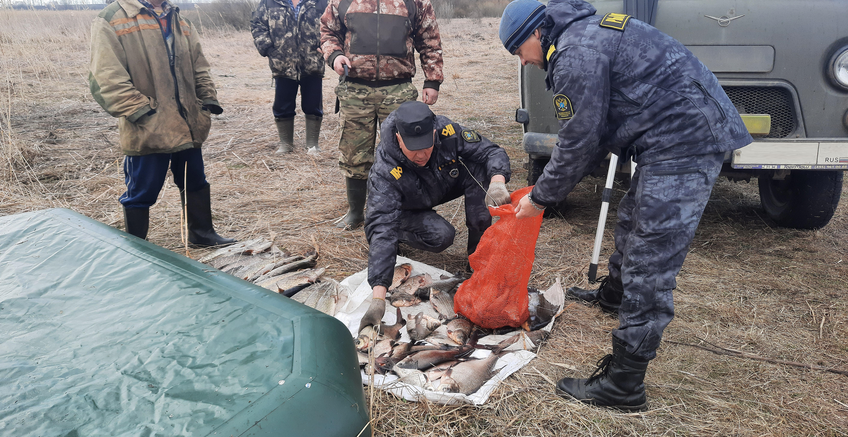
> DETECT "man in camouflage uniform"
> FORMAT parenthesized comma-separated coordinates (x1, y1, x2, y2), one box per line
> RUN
(320, 0, 444, 229)
(500, 0, 752, 410)
(250, 0, 327, 153)
(357, 102, 511, 333)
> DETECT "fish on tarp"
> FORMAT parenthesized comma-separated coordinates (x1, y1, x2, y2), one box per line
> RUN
(390, 273, 432, 295)
(430, 288, 456, 320)
(434, 351, 502, 395)
(256, 267, 325, 295)
(386, 291, 420, 308)
(390, 263, 413, 290)
(394, 343, 474, 370)
(291, 278, 348, 316)
(198, 238, 269, 263)
(406, 311, 441, 341)
(378, 307, 406, 340)
(245, 254, 305, 282)
(387, 274, 432, 307)
(422, 360, 460, 391)
(446, 317, 473, 345)
(487, 329, 550, 352)
(255, 252, 318, 284)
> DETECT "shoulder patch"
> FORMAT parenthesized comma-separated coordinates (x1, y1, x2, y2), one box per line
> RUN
(440, 123, 457, 138)
(461, 129, 481, 143)
(553, 94, 574, 120)
(599, 13, 631, 31)
(389, 166, 403, 180)
(390, 166, 403, 180)
(546, 44, 557, 62)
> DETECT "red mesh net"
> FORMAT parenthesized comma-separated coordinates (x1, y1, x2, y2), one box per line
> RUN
(454, 186, 544, 329)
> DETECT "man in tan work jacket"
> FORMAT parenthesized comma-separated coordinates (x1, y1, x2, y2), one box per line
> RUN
(89, 0, 235, 246)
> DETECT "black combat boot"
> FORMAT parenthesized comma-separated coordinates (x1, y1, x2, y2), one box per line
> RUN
(566, 276, 623, 313)
(123, 207, 149, 240)
(181, 184, 236, 247)
(556, 338, 649, 411)
(336, 177, 367, 230)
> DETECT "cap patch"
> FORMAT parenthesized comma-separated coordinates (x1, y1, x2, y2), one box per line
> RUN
(553, 94, 574, 120)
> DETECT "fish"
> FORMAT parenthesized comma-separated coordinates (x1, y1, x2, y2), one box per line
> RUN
(386, 291, 421, 308)
(221, 255, 268, 277)
(392, 366, 428, 388)
(390, 263, 413, 290)
(394, 344, 474, 370)
(375, 343, 445, 372)
(406, 311, 441, 341)
(378, 307, 406, 340)
(245, 254, 304, 282)
(255, 252, 318, 283)
(491, 329, 550, 352)
(197, 238, 268, 263)
(429, 275, 467, 295)
(372, 338, 395, 359)
(291, 278, 349, 316)
(422, 360, 460, 387)
(355, 325, 378, 352)
(257, 267, 325, 295)
(446, 317, 473, 345)
(433, 352, 502, 395)
(430, 288, 456, 320)
(525, 287, 562, 331)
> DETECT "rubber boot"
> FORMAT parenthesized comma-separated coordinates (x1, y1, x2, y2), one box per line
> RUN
(305, 114, 322, 151)
(274, 117, 294, 154)
(567, 276, 623, 314)
(123, 207, 149, 240)
(556, 337, 649, 411)
(336, 177, 367, 230)
(181, 184, 236, 247)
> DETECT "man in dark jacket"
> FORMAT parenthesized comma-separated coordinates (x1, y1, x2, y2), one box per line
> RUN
(251, 0, 327, 153)
(500, 0, 753, 411)
(357, 101, 511, 332)
(320, 0, 444, 229)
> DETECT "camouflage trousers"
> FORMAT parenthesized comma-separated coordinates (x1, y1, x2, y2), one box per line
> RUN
(335, 81, 418, 179)
(397, 160, 491, 254)
(607, 152, 724, 361)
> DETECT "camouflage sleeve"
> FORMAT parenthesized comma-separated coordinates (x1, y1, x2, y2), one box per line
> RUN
(364, 174, 403, 290)
(412, 0, 443, 88)
(451, 120, 511, 183)
(531, 46, 610, 207)
(88, 16, 152, 122)
(249, 0, 272, 57)
(187, 19, 219, 107)
(320, 0, 346, 67)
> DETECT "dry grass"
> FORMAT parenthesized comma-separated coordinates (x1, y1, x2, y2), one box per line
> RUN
(2, 10, 847, 436)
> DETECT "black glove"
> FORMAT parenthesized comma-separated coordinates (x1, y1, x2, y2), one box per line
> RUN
(202, 104, 223, 115)
(358, 297, 386, 333)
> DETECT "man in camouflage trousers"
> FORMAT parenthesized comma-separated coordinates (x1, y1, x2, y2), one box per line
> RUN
(500, 0, 752, 410)
(320, 0, 444, 229)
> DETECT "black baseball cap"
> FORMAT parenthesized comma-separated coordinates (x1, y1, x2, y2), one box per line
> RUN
(395, 101, 436, 151)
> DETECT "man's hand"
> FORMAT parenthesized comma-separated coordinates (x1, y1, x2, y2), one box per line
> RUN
(422, 88, 439, 105)
(358, 297, 386, 333)
(486, 178, 510, 207)
(333, 55, 351, 76)
(515, 194, 545, 219)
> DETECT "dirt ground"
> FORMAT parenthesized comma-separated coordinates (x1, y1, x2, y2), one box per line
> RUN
(2, 11, 847, 436)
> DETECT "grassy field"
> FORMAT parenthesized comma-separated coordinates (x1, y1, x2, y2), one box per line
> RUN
(1, 9, 847, 436)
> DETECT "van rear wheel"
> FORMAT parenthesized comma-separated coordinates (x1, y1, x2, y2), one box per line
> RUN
(757, 170, 843, 229)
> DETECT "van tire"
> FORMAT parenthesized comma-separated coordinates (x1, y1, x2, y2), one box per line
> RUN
(757, 170, 843, 229)
(526, 156, 548, 186)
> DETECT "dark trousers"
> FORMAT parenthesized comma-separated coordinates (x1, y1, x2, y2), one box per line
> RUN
(272, 75, 323, 119)
(609, 152, 724, 360)
(397, 160, 491, 252)
(119, 148, 208, 209)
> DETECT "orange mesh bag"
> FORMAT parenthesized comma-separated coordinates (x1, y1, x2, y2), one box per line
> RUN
(454, 186, 544, 329)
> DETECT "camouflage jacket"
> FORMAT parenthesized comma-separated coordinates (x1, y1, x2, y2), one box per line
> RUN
(320, 0, 443, 89)
(89, 0, 219, 156)
(530, 0, 753, 208)
(250, 0, 328, 79)
(365, 113, 511, 289)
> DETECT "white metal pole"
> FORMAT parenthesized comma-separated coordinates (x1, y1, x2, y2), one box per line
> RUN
(588, 154, 619, 282)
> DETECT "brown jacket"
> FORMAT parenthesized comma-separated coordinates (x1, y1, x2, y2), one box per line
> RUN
(89, 0, 219, 156)
(320, 0, 443, 89)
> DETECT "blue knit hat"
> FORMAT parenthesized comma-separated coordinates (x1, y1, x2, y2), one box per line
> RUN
(499, 0, 547, 54)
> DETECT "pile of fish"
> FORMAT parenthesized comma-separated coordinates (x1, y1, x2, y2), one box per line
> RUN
(198, 238, 328, 297)
(355, 263, 565, 397)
